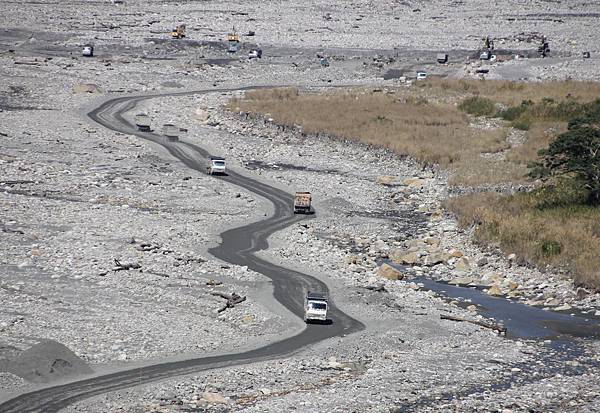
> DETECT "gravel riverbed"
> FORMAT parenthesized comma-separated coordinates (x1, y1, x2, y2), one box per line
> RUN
(2, 0, 600, 411)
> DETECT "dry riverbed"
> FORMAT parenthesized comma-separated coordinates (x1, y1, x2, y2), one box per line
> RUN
(2, 0, 600, 410)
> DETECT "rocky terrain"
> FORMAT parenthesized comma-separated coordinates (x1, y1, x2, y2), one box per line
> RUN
(2, 0, 600, 412)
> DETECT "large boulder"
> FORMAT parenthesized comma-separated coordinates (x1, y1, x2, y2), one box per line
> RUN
(202, 392, 228, 404)
(376, 175, 396, 185)
(377, 263, 404, 280)
(487, 284, 503, 296)
(424, 251, 449, 266)
(390, 250, 419, 265)
(454, 257, 471, 272)
(195, 107, 210, 123)
(402, 177, 425, 188)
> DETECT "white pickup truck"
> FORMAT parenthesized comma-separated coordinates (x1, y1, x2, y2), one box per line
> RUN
(207, 157, 226, 175)
(304, 292, 328, 323)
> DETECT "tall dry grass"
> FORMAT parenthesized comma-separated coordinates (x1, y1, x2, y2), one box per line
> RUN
(417, 78, 600, 106)
(229, 88, 508, 168)
(506, 121, 568, 165)
(446, 192, 600, 289)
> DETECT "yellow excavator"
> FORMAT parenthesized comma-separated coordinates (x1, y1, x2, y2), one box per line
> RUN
(227, 26, 240, 52)
(170, 24, 186, 39)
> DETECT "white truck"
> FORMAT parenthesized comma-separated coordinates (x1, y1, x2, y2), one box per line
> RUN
(82, 44, 94, 57)
(134, 113, 151, 131)
(293, 191, 312, 214)
(207, 157, 226, 175)
(304, 292, 328, 323)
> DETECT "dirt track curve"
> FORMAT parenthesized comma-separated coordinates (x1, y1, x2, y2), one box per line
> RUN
(0, 88, 364, 413)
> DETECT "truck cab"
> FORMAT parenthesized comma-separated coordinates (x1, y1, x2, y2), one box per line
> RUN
(82, 45, 94, 57)
(207, 157, 226, 175)
(304, 292, 328, 323)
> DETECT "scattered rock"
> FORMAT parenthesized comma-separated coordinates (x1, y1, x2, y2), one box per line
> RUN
(202, 392, 228, 404)
(454, 257, 470, 272)
(73, 83, 103, 94)
(376, 175, 396, 185)
(487, 284, 503, 296)
(424, 251, 449, 266)
(377, 263, 404, 280)
(390, 250, 419, 265)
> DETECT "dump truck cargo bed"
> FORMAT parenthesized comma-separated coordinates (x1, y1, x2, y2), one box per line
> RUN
(293, 191, 312, 214)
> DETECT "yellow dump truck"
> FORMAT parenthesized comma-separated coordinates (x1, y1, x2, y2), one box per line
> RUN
(293, 192, 312, 214)
(171, 24, 186, 39)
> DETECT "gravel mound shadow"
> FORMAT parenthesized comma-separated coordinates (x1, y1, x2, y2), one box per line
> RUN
(0, 340, 93, 383)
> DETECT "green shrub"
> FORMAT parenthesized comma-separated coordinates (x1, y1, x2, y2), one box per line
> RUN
(530, 180, 590, 209)
(541, 240, 562, 256)
(497, 100, 532, 120)
(511, 115, 533, 130)
(458, 96, 496, 116)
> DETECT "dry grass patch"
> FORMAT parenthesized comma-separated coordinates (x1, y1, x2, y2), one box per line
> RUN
(506, 121, 568, 165)
(418, 79, 600, 106)
(448, 154, 527, 186)
(229, 87, 507, 168)
(229, 82, 600, 186)
(446, 192, 600, 290)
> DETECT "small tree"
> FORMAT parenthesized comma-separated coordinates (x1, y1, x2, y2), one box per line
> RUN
(529, 99, 600, 205)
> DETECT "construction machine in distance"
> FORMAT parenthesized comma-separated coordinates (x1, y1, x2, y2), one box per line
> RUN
(227, 27, 240, 52)
(171, 24, 186, 39)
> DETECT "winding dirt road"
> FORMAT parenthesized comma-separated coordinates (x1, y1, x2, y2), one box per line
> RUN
(0, 88, 364, 412)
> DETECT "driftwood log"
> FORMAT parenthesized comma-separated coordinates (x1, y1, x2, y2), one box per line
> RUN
(211, 292, 246, 313)
(440, 314, 507, 335)
(112, 259, 142, 271)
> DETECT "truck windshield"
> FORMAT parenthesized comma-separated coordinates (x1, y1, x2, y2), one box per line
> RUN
(309, 302, 327, 310)
(213, 161, 225, 166)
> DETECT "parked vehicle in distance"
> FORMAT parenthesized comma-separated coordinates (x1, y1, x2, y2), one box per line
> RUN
(436, 53, 448, 64)
(416, 71, 427, 80)
(227, 27, 240, 53)
(480, 50, 491, 60)
(171, 24, 186, 39)
(82, 45, 94, 57)
(207, 157, 226, 175)
(304, 292, 328, 323)
(293, 192, 312, 214)
(248, 49, 262, 59)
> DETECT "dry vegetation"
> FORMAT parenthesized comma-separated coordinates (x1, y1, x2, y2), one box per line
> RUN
(227, 80, 600, 288)
(446, 192, 600, 289)
(228, 80, 600, 186)
(229, 86, 511, 184)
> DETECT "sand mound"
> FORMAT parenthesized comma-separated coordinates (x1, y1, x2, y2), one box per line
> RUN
(0, 339, 93, 383)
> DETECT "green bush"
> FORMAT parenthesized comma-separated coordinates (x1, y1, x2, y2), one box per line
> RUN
(530, 180, 590, 209)
(541, 240, 562, 256)
(529, 98, 600, 205)
(499, 98, 589, 124)
(497, 100, 532, 120)
(458, 96, 496, 116)
(511, 115, 533, 130)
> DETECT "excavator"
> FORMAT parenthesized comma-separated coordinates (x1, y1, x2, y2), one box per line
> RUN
(170, 24, 186, 39)
(227, 27, 240, 52)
